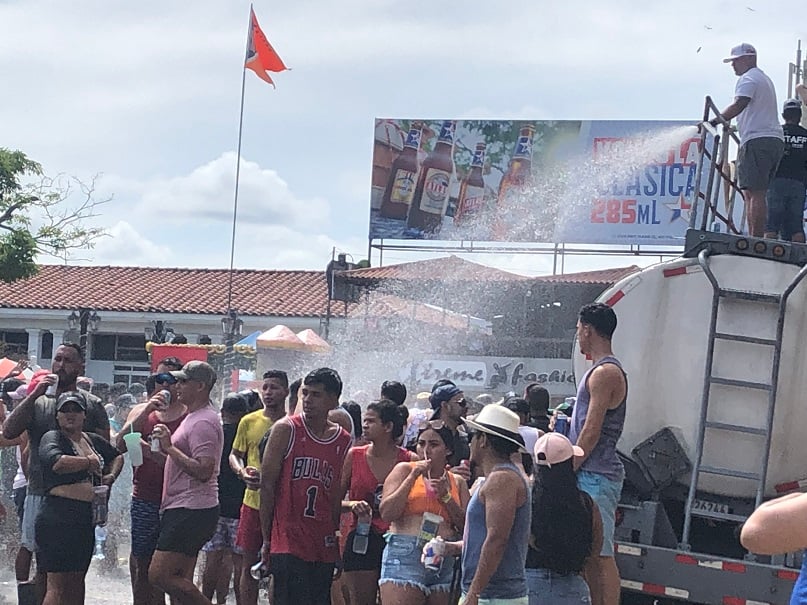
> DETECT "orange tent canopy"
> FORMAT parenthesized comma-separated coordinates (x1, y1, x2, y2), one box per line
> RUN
(256, 325, 307, 351)
(296, 329, 331, 353)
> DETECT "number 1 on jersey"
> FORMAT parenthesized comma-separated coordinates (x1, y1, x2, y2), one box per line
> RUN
(304, 485, 318, 518)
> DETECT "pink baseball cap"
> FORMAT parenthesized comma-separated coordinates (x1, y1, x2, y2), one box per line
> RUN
(534, 432, 584, 467)
(9, 384, 28, 401)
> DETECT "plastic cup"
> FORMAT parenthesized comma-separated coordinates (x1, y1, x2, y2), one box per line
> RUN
(123, 432, 144, 466)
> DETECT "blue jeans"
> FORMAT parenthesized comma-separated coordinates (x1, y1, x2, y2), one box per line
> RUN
(526, 568, 591, 605)
(766, 177, 806, 239)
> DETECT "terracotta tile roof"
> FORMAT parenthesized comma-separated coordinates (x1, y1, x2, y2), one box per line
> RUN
(342, 256, 528, 284)
(348, 293, 482, 332)
(0, 265, 334, 317)
(532, 265, 641, 285)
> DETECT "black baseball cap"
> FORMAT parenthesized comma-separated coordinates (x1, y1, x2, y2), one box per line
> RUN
(57, 391, 87, 411)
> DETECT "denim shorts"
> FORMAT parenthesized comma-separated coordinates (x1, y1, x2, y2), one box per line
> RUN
(379, 534, 455, 595)
(525, 568, 591, 605)
(21, 494, 44, 552)
(577, 470, 623, 557)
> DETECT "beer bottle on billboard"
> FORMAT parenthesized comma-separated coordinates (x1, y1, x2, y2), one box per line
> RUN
(379, 127, 421, 219)
(493, 124, 535, 238)
(406, 120, 455, 234)
(454, 142, 486, 225)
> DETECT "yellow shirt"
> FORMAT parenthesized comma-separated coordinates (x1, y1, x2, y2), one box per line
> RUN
(232, 409, 274, 510)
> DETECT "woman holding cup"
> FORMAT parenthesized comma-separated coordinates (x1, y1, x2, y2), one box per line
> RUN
(37, 391, 122, 605)
(379, 420, 470, 605)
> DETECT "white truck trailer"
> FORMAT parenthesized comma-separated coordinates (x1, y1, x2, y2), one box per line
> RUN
(573, 97, 807, 604)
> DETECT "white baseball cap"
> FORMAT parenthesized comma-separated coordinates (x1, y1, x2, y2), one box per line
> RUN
(723, 43, 756, 63)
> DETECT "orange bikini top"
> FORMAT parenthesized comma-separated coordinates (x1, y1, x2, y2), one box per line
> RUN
(401, 462, 461, 519)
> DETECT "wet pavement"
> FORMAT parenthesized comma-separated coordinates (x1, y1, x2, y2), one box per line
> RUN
(0, 564, 133, 603)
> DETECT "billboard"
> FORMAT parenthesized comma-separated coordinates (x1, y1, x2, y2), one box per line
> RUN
(370, 119, 703, 246)
(400, 355, 576, 398)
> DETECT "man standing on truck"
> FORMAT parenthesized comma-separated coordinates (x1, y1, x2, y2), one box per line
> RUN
(764, 98, 807, 242)
(569, 303, 628, 605)
(710, 43, 784, 238)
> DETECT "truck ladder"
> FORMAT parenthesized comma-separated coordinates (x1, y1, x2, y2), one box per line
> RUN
(680, 249, 807, 549)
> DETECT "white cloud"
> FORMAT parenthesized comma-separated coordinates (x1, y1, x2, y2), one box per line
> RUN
(82, 221, 172, 267)
(66, 153, 364, 270)
(136, 152, 330, 230)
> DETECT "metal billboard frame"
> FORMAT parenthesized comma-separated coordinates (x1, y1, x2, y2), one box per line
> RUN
(367, 238, 684, 274)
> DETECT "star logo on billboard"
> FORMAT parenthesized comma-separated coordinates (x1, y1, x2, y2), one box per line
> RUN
(665, 193, 691, 223)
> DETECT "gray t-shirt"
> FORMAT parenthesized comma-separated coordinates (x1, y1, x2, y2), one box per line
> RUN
(26, 389, 110, 495)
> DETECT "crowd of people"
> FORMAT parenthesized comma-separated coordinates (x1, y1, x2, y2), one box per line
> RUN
(5, 299, 806, 604)
(0, 302, 633, 605)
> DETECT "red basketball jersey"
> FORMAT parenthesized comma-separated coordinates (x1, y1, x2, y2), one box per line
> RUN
(270, 414, 352, 562)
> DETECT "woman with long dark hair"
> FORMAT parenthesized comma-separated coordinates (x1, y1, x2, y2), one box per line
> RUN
(340, 399, 417, 605)
(526, 432, 603, 605)
(379, 421, 470, 605)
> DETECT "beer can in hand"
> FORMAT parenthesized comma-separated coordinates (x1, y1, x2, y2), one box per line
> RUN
(554, 413, 570, 436)
(422, 537, 445, 571)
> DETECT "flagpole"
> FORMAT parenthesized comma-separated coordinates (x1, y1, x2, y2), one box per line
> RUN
(226, 7, 252, 313)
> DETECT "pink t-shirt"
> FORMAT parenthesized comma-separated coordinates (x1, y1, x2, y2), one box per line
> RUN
(161, 405, 223, 511)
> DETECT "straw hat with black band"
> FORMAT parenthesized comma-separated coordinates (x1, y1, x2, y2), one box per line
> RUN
(464, 405, 528, 454)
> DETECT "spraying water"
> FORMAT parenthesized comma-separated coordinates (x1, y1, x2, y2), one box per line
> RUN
(494, 123, 702, 244)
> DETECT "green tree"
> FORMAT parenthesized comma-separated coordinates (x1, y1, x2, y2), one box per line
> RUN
(0, 148, 109, 282)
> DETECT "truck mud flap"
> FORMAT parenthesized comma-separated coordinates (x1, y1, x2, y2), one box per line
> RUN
(615, 542, 797, 604)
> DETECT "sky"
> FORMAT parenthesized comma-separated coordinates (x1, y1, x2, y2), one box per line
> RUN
(1, 0, 802, 277)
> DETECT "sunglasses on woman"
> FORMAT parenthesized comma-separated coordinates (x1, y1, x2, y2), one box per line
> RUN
(153, 373, 177, 385)
(418, 419, 446, 431)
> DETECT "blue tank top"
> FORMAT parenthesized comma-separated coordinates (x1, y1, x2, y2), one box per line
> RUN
(790, 554, 807, 605)
(569, 356, 627, 481)
(461, 463, 530, 599)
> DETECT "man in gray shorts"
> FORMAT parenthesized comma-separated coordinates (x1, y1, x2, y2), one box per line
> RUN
(710, 43, 784, 237)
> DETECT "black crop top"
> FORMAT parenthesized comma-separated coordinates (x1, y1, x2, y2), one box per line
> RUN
(38, 430, 121, 493)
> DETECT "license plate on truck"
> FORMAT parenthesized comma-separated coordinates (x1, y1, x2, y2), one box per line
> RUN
(692, 498, 730, 514)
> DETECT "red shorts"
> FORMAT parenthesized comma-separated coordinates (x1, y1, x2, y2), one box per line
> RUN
(235, 503, 262, 555)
